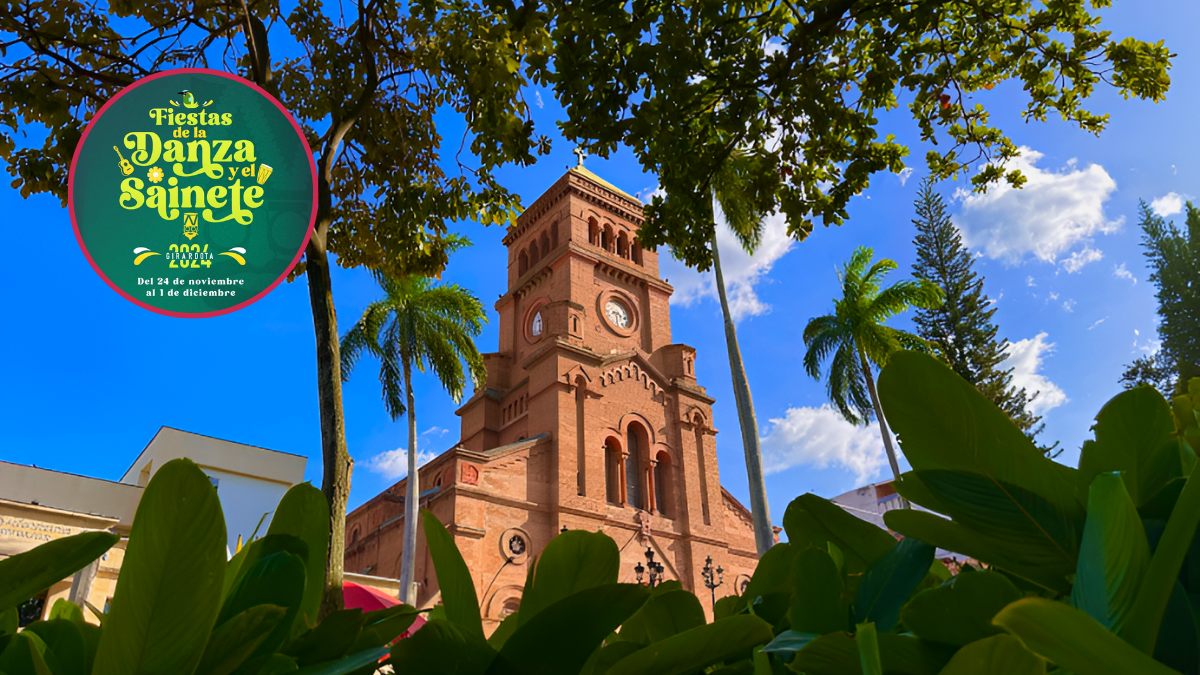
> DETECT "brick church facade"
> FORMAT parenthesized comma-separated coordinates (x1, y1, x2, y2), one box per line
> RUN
(344, 163, 760, 629)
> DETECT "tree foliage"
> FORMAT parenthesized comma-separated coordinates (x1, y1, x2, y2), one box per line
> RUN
(1122, 202, 1200, 395)
(1, 0, 550, 613)
(909, 177, 1054, 455)
(537, 0, 1174, 268)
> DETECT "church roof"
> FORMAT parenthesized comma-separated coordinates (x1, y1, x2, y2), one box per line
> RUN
(568, 165, 642, 205)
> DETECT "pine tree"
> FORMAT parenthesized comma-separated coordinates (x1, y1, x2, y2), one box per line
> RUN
(910, 178, 1057, 455)
(1121, 202, 1200, 394)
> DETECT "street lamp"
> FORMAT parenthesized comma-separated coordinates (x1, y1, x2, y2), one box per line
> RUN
(701, 555, 724, 610)
(634, 547, 665, 587)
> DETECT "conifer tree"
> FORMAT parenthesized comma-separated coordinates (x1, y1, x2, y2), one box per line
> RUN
(1120, 201, 1200, 394)
(909, 178, 1055, 455)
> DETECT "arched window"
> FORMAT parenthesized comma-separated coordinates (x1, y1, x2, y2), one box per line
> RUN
(602, 225, 614, 252)
(654, 451, 672, 518)
(552, 224, 559, 249)
(632, 241, 643, 266)
(589, 218, 600, 246)
(540, 231, 550, 258)
(626, 423, 647, 510)
(528, 242, 540, 266)
(605, 438, 622, 505)
(617, 231, 629, 258)
(350, 527, 360, 544)
(518, 250, 528, 276)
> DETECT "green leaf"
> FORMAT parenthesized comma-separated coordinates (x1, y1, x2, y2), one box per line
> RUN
(581, 642, 642, 675)
(0, 531, 117, 613)
(741, 542, 796, 605)
(713, 595, 742, 621)
(884, 495, 1072, 594)
(217, 552, 307, 661)
(856, 623, 882, 675)
(195, 605, 288, 675)
(789, 547, 846, 635)
(0, 608, 16, 637)
(420, 510, 484, 640)
(0, 632, 54, 675)
(936, 635, 1043, 675)
(286, 609, 367, 667)
(23, 619, 86, 675)
(486, 613, 519, 651)
(791, 631, 954, 675)
(291, 647, 389, 675)
(877, 352, 1081, 516)
(901, 571, 1021, 647)
(994, 598, 1177, 675)
(616, 589, 704, 646)
(854, 538, 934, 632)
(48, 600, 84, 625)
(225, 535, 310, 607)
(93, 458, 227, 675)
(78, 622, 100, 675)
(248, 654, 298, 675)
(517, 529, 620, 626)
(1069, 473, 1150, 634)
(390, 619, 497, 675)
(760, 630, 818, 657)
(496, 584, 650, 675)
(266, 483, 330, 635)
(607, 615, 775, 675)
(1125, 462, 1200, 654)
(1078, 386, 1184, 506)
(782, 494, 897, 575)
(361, 604, 420, 645)
(904, 470, 1083, 584)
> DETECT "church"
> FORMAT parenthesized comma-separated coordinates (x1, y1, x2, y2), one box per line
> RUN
(343, 162, 760, 629)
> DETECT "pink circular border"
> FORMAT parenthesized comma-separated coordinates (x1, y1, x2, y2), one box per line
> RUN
(67, 68, 318, 319)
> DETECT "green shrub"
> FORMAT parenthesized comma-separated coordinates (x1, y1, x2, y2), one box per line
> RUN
(5, 353, 1199, 674)
(0, 459, 418, 675)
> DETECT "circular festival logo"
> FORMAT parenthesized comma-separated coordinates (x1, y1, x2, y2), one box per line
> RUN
(69, 69, 316, 317)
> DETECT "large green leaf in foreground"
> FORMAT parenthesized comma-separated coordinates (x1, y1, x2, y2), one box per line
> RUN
(93, 458, 227, 675)
(0, 531, 117, 614)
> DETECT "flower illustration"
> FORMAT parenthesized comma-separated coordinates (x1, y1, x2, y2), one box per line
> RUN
(147, 166, 164, 183)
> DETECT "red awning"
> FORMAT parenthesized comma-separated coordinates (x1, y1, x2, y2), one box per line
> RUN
(342, 582, 426, 640)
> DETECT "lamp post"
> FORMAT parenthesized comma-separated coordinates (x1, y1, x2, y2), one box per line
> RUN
(634, 546, 665, 587)
(701, 555, 724, 610)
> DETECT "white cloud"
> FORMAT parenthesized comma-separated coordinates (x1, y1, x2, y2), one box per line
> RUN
(1114, 263, 1137, 284)
(898, 167, 915, 186)
(953, 147, 1121, 268)
(1026, 276, 1036, 287)
(534, 91, 544, 109)
(1062, 300, 1076, 313)
(761, 405, 885, 484)
(1060, 246, 1103, 273)
(363, 447, 437, 481)
(1088, 317, 1107, 330)
(1003, 333, 1068, 415)
(655, 189, 795, 321)
(421, 426, 450, 438)
(1150, 191, 1186, 217)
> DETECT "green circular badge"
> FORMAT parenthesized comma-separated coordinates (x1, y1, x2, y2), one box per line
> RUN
(69, 69, 316, 317)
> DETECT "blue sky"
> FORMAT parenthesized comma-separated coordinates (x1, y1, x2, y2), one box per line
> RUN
(1, 0, 1196, 530)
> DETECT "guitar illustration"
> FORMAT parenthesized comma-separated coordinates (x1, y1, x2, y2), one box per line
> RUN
(113, 146, 134, 176)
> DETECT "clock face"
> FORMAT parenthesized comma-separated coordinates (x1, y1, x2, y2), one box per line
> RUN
(531, 312, 543, 336)
(605, 299, 631, 328)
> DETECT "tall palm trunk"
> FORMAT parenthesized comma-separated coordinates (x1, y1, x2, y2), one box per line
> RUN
(711, 226, 774, 556)
(307, 239, 351, 618)
(858, 346, 903, 483)
(398, 355, 420, 605)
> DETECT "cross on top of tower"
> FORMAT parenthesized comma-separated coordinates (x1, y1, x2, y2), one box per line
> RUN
(573, 146, 587, 168)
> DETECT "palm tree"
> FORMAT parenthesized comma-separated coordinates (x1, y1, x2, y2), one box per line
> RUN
(706, 150, 778, 556)
(802, 247, 943, 482)
(340, 272, 487, 605)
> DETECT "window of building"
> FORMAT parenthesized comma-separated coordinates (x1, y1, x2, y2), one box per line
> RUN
(531, 312, 543, 336)
(654, 451, 672, 518)
(518, 250, 528, 276)
(617, 231, 629, 258)
(625, 427, 642, 509)
(605, 438, 622, 505)
(588, 218, 600, 246)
